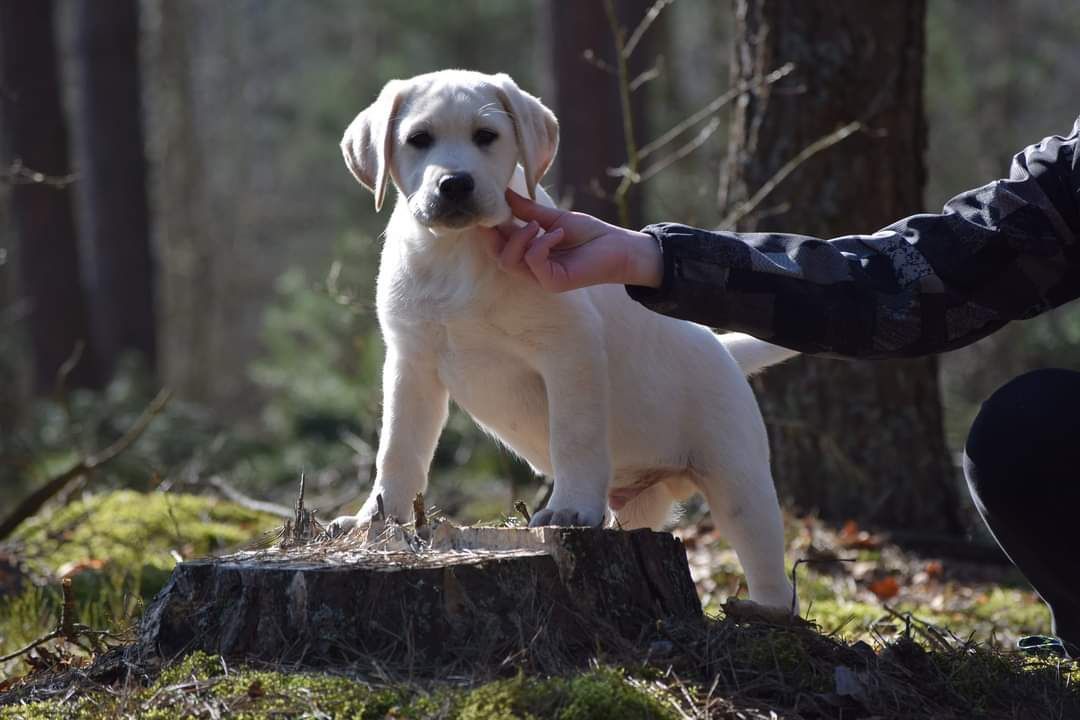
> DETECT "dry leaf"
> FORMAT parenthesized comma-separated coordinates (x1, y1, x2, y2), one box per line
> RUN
(869, 575, 900, 600)
(839, 519, 860, 540)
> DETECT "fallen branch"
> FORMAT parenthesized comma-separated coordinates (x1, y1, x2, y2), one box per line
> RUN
(0, 578, 120, 666)
(204, 475, 293, 519)
(881, 603, 958, 654)
(0, 388, 172, 541)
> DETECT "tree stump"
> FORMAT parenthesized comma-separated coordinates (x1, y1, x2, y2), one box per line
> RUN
(134, 520, 702, 670)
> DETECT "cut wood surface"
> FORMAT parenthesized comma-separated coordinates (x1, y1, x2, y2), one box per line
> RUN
(135, 520, 702, 668)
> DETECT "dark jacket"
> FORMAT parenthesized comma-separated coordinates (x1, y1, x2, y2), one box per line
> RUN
(627, 118, 1080, 358)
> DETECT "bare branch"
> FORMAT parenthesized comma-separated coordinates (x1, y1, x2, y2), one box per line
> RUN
(0, 387, 173, 540)
(0, 628, 61, 665)
(629, 56, 664, 92)
(581, 48, 615, 75)
(1, 159, 77, 188)
(603, 0, 640, 227)
(639, 63, 795, 160)
(0, 578, 121, 665)
(637, 116, 722, 183)
(623, 0, 674, 59)
(719, 121, 863, 228)
(205, 475, 292, 519)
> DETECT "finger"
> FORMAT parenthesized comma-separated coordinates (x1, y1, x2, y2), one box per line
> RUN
(505, 188, 564, 228)
(498, 221, 539, 271)
(524, 228, 568, 291)
(525, 227, 565, 259)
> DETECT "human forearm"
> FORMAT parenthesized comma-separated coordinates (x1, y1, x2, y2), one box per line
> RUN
(627, 118, 1080, 358)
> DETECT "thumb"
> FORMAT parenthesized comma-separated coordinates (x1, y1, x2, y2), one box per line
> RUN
(505, 188, 564, 229)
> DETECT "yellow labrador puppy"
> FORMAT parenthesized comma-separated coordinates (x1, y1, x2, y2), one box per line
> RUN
(335, 69, 798, 610)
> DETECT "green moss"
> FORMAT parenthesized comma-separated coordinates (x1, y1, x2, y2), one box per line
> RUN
(15, 490, 276, 586)
(731, 627, 829, 692)
(1, 491, 277, 662)
(932, 649, 1015, 714)
(2, 658, 678, 720)
(560, 670, 675, 720)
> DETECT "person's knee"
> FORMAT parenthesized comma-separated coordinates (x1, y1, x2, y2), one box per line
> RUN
(965, 368, 1080, 483)
(963, 369, 1080, 647)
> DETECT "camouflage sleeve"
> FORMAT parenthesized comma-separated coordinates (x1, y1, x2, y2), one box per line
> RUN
(626, 118, 1080, 358)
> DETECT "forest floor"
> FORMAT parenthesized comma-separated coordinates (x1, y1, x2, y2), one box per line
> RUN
(0, 490, 1077, 719)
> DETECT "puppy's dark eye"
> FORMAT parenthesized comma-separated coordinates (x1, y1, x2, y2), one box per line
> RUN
(407, 131, 433, 149)
(474, 129, 499, 147)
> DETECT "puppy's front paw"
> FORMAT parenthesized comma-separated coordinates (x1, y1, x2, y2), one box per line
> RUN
(529, 505, 605, 528)
(327, 514, 361, 537)
(327, 492, 412, 537)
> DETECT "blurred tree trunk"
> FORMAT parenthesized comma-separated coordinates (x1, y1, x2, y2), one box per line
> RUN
(721, 0, 962, 534)
(547, 0, 655, 226)
(71, 0, 157, 381)
(0, 0, 100, 392)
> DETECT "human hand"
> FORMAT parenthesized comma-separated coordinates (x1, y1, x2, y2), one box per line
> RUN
(484, 189, 663, 292)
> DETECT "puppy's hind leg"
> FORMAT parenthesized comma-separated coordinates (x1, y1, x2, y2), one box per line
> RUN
(697, 463, 795, 612)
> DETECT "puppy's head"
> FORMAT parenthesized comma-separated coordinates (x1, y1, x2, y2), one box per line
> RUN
(341, 70, 558, 231)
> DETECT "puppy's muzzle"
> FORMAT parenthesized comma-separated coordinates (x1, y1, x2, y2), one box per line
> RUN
(431, 172, 478, 226)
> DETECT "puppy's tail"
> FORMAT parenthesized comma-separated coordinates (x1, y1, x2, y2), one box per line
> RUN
(718, 332, 800, 376)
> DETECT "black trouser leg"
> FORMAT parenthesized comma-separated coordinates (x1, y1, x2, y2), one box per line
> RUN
(963, 368, 1080, 651)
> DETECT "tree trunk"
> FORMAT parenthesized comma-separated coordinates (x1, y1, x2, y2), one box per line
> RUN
(135, 523, 702, 668)
(721, 0, 962, 534)
(548, 0, 655, 226)
(71, 0, 157, 381)
(0, 0, 100, 392)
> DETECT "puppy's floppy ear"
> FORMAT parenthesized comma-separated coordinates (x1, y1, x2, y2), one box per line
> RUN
(492, 73, 558, 200)
(341, 80, 404, 212)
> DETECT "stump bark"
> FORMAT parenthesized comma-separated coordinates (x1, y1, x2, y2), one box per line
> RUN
(135, 522, 701, 669)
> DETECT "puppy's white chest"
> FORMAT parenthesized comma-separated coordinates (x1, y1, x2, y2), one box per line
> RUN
(437, 324, 551, 466)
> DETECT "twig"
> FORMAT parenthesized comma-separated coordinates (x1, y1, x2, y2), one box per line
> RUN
(52, 341, 85, 408)
(603, 58, 795, 211)
(581, 48, 615, 75)
(638, 63, 794, 160)
(284, 470, 321, 546)
(604, 0, 642, 227)
(1, 159, 77, 188)
(636, 117, 722, 183)
(514, 500, 531, 524)
(0, 628, 62, 666)
(0, 578, 120, 665)
(0, 388, 173, 540)
(205, 475, 292, 519)
(629, 57, 663, 92)
(412, 492, 427, 529)
(881, 603, 956, 653)
(623, 0, 674, 58)
(719, 120, 863, 228)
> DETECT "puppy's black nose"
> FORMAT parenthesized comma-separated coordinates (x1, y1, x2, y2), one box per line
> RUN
(438, 172, 475, 201)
